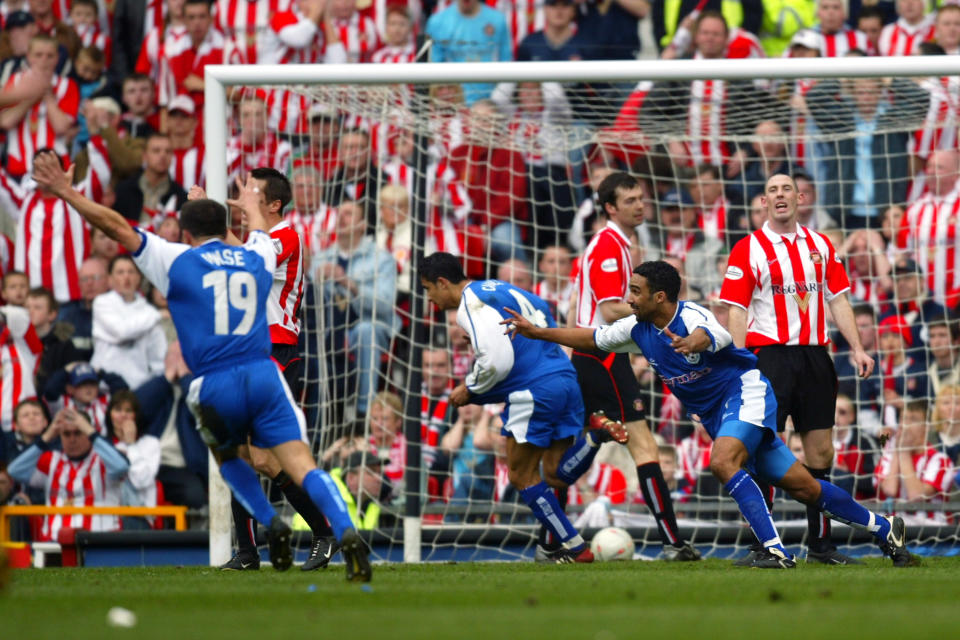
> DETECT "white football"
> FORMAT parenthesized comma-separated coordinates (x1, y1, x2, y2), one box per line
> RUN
(590, 527, 635, 562)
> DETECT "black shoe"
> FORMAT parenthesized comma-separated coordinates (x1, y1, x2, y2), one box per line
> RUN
(878, 516, 921, 568)
(733, 544, 763, 567)
(340, 528, 372, 583)
(552, 546, 594, 564)
(302, 536, 340, 571)
(534, 544, 561, 564)
(267, 516, 293, 572)
(219, 552, 260, 571)
(748, 547, 796, 569)
(662, 542, 701, 562)
(806, 548, 864, 565)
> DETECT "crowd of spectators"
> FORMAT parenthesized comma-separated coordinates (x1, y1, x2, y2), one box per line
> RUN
(1, 0, 960, 542)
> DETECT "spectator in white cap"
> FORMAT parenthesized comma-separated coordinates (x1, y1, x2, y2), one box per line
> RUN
(166, 95, 205, 190)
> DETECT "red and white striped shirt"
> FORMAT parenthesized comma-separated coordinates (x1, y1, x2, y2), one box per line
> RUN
(687, 63, 730, 168)
(2, 72, 79, 178)
(332, 12, 380, 63)
(698, 196, 729, 244)
(0, 305, 41, 432)
(158, 27, 228, 110)
(720, 223, 850, 347)
(56, 394, 110, 437)
(911, 76, 960, 161)
(677, 430, 712, 490)
(267, 8, 348, 65)
(896, 190, 960, 308)
(875, 445, 954, 523)
(171, 145, 206, 190)
(74, 22, 112, 64)
(878, 15, 935, 56)
(135, 24, 188, 86)
(267, 220, 304, 345)
(372, 432, 406, 485)
(0, 170, 91, 303)
(215, 0, 293, 64)
(789, 78, 817, 167)
(0, 234, 14, 287)
(371, 42, 415, 64)
(285, 205, 338, 255)
(576, 221, 633, 328)
(35, 447, 123, 540)
(421, 381, 453, 468)
(226, 132, 292, 182)
(534, 279, 574, 323)
(819, 28, 872, 57)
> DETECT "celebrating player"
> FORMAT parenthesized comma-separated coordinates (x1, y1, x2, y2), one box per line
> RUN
(194, 168, 340, 572)
(31, 151, 372, 582)
(721, 173, 874, 565)
(573, 171, 697, 561)
(419, 252, 629, 564)
(504, 260, 917, 568)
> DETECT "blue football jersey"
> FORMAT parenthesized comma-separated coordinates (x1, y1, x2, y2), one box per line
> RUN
(132, 229, 276, 375)
(594, 301, 759, 437)
(458, 280, 575, 405)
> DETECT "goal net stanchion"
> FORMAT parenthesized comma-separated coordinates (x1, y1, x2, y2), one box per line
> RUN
(204, 56, 960, 566)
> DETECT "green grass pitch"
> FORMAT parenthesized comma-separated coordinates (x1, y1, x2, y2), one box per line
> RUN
(3, 558, 959, 640)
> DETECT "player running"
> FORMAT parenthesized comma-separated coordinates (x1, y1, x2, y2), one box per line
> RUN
(32, 152, 372, 582)
(504, 260, 917, 568)
(419, 252, 629, 563)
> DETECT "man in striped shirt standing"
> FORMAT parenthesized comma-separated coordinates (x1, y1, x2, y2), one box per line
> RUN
(572, 172, 699, 561)
(721, 173, 875, 565)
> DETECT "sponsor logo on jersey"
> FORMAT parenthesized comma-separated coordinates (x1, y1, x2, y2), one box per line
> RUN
(601, 257, 618, 272)
(725, 265, 743, 280)
(770, 282, 823, 296)
(661, 367, 713, 387)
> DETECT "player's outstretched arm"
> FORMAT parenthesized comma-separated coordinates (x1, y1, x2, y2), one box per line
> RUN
(501, 307, 598, 352)
(32, 151, 142, 253)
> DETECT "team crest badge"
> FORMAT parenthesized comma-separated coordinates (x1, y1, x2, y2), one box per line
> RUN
(484, 23, 495, 36)
(633, 398, 644, 412)
(684, 352, 701, 365)
(809, 251, 822, 264)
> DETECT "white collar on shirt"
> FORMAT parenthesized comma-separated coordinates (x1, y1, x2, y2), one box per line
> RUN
(761, 220, 807, 244)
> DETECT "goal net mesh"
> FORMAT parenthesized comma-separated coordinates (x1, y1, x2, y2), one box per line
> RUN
(219, 66, 960, 563)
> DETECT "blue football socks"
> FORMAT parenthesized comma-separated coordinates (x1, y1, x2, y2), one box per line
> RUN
(220, 458, 277, 526)
(725, 470, 789, 555)
(816, 479, 891, 540)
(520, 481, 585, 550)
(555, 435, 599, 485)
(302, 468, 354, 541)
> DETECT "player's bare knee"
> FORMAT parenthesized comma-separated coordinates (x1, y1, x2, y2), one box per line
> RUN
(785, 476, 821, 505)
(543, 470, 566, 489)
(708, 456, 739, 483)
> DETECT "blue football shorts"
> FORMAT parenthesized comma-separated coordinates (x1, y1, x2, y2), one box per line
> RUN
(186, 358, 307, 451)
(500, 371, 584, 448)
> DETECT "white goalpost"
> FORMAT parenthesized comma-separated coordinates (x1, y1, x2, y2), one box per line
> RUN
(203, 55, 960, 567)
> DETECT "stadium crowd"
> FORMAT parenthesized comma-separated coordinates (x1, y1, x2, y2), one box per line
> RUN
(0, 0, 959, 544)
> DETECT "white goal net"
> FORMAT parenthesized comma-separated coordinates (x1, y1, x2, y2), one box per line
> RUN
(205, 56, 960, 564)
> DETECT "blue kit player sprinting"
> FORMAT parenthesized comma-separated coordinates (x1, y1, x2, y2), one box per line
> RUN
(420, 252, 629, 563)
(32, 153, 371, 581)
(505, 260, 918, 568)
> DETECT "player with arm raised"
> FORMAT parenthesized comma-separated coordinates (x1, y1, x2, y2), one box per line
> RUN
(419, 252, 629, 564)
(31, 151, 372, 582)
(195, 168, 339, 572)
(721, 173, 875, 566)
(573, 171, 697, 561)
(505, 260, 917, 568)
